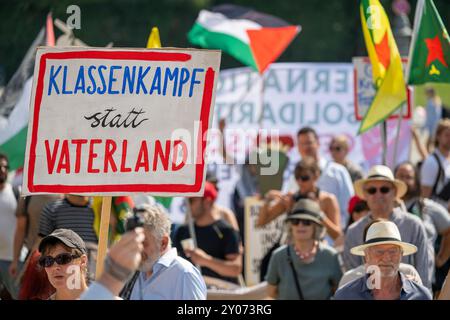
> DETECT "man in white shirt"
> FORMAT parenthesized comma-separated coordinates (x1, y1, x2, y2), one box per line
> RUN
(420, 119, 450, 209)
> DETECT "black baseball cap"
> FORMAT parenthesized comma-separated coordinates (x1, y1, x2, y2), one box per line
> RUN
(39, 229, 87, 254)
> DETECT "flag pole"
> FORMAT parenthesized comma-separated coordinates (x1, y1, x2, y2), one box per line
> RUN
(381, 121, 388, 166)
(184, 197, 201, 272)
(392, 103, 405, 167)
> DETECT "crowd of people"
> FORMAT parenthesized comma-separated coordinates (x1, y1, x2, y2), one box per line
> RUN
(1, 113, 450, 300)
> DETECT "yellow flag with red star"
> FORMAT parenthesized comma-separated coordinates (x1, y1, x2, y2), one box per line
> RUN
(358, 0, 407, 134)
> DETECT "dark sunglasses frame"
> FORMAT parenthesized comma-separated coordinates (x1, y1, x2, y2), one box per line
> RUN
(38, 253, 80, 268)
(290, 218, 313, 226)
(297, 175, 311, 182)
(329, 146, 342, 152)
(365, 186, 391, 195)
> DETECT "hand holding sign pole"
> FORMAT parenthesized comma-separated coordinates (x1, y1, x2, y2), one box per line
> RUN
(22, 43, 221, 280)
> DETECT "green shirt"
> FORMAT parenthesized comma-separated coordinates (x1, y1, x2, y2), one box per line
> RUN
(266, 243, 342, 300)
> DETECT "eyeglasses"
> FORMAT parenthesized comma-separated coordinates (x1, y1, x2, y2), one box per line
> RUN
(38, 253, 80, 268)
(290, 219, 312, 226)
(297, 175, 311, 182)
(0, 165, 9, 170)
(370, 247, 401, 258)
(329, 146, 342, 152)
(365, 186, 391, 195)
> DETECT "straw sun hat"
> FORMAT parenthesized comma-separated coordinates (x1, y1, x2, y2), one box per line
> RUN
(350, 220, 417, 256)
(354, 165, 407, 200)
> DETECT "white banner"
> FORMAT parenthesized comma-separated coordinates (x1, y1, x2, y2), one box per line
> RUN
(168, 63, 412, 221)
(23, 47, 221, 196)
(244, 196, 284, 286)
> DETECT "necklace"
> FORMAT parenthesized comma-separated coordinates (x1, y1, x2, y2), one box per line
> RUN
(294, 242, 317, 260)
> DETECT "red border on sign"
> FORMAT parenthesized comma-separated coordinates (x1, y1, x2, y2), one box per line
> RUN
(27, 50, 215, 194)
(353, 57, 412, 121)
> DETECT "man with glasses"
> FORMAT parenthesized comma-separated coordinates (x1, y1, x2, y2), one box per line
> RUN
(335, 220, 431, 300)
(0, 154, 19, 299)
(342, 165, 432, 290)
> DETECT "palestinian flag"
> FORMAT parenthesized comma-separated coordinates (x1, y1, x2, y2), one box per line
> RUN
(0, 13, 54, 170)
(407, 0, 450, 85)
(188, 4, 300, 73)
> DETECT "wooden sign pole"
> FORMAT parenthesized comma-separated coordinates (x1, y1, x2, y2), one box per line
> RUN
(95, 196, 112, 279)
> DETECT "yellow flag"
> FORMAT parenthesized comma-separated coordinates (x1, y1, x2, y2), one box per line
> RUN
(358, 0, 406, 134)
(147, 26, 162, 48)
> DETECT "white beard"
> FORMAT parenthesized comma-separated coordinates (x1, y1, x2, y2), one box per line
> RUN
(139, 253, 160, 273)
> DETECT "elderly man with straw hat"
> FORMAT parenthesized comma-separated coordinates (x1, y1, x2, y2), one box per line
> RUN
(335, 220, 432, 300)
(342, 165, 433, 289)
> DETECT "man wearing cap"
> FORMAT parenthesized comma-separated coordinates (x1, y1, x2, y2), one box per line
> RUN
(173, 182, 242, 284)
(335, 220, 432, 300)
(343, 165, 432, 289)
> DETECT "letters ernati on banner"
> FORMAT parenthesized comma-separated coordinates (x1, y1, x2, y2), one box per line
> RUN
(22, 47, 221, 196)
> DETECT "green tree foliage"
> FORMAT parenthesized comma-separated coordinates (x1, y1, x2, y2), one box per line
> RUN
(1, 0, 449, 82)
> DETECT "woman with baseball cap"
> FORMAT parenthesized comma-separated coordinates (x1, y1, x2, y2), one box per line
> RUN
(38, 229, 89, 300)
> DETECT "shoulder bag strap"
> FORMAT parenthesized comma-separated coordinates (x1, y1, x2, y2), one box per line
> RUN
(286, 246, 304, 300)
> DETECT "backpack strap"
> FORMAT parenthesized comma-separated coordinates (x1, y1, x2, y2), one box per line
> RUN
(432, 152, 445, 197)
(12, 185, 21, 202)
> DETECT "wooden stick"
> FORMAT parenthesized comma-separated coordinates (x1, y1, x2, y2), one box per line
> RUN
(95, 196, 112, 279)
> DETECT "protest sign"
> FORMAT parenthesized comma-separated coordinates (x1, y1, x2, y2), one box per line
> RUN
(353, 56, 412, 121)
(22, 47, 221, 196)
(244, 196, 285, 286)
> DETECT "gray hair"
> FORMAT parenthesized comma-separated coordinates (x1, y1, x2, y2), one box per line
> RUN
(138, 204, 172, 245)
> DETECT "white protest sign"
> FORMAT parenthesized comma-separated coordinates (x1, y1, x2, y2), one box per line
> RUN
(23, 47, 221, 196)
(244, 196, 285, 286)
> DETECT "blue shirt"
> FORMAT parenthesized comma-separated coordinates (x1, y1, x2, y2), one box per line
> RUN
(80, 282, 121, 300)
(334, 272, 432, 300)
(130, 248, 207, 300)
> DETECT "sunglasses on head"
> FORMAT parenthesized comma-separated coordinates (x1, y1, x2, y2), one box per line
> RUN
(38, 253, 80, 268)
(365, 186, 391, 195)
(290, 218, 313, 226)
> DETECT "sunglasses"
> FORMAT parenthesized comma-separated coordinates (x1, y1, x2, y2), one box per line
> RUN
(38, 253, 80, 268)
(329, 146, 342, 152)
(365, 186, 391, 195)
(297, 175, 311, 182)
(290, 218, 312, 226)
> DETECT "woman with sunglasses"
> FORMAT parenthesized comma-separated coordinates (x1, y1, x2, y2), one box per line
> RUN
(38, 229, 89, 300)
(258, 157, 342, 241)
(266, 199, 342, 299)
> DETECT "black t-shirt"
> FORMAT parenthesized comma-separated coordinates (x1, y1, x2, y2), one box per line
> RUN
(174, 219, 240, 284)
